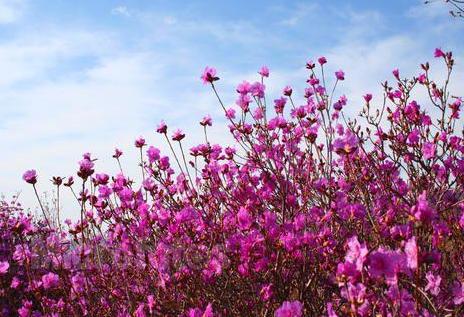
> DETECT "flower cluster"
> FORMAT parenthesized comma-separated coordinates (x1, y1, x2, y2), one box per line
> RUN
(0, 49, 463, 316)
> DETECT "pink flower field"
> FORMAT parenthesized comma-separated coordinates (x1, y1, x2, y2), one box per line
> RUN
(1, 47, 464, 316)
(1, 1, 464, 316)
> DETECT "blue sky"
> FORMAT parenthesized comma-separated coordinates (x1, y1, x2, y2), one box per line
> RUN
(0, 0, 463, 218)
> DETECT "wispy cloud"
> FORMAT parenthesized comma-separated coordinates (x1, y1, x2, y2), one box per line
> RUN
(278, 2, 319, 26)
(111, 5, 131, 17)
(0, 0, 25, 24)
(0, 0, 462, 219)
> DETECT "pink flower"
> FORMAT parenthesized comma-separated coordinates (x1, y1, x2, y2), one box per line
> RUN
(363, 94, 372, 103)
(237, 207, 252, 230)
(274, 97, 287, 114)
(225, 108, 236, 119)
(147, 146, 161, 163)
(333, 95, 347, 111)
(335, 70, 345, 80)
(200, 115, 212, 126)
(64, 176, 74, 187)
(203, 303, 214, 317)
(275, 300, 303, 317)
(318, 56, 327, 65)
(250, 82, 265, 98)
(404, 236, 418, 270)
(345, 236, 368, 271)
(417, 73, 427, 84)
(201, 66, 219, 84)
(260, 284, 273, 301)
(113, 148, 123, 158)
(407, 129, 420, 145)
(236, 80, 251, 95)
(71, 273, 85, 293)
(119, 188, 133, 202)
(425, 272, 441, 296)
(236, 94, 251, 111)
(42, 272, 59, 289)
(11, 277, 20, 289)
(94, 173, 109, 185)
(434, 48, 445, 58)
(77, 158, 94, 179)
(203, 257, 222, 279)
(188, 303, 214, 317)
(283, 86, 293, 96)
(22, 170, 37, 184)
(156, 121, 168, 134)
(453, 281, 464, 305)
(392, 68, 399, 79)
(171, 129, 185, 141)
(412, 191, 436, 223)
(18, 300, 33, 317)
(422, 142, 436, 160)
(305, 60, 315, 69)
(0, 261, 9, 274)
(368, 248, 406, 284)
(134, 304, 146, 317)
(135, 136, 146, 148)
(258, 66, 269, 77)
(333, 132, 358, 155)
(327, 303, 338, 317)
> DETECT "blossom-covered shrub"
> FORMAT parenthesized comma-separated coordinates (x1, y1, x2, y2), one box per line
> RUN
(1, 48, 463, 316)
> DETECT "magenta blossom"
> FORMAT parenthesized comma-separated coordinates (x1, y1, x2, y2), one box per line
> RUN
(434, 48, 445, 58)
(77, 158, 94, 179)
(237, 207, 252, 230)
(156, 121, 168, 134)
(236, 80, 251, 94)
(274, 97, 287, 114)
(404, 236, 418, 270)
(147, 146, 161, 163)
(259, 66, 269, 77)
(335, 70, 345, 80)
(318, 56, 327, 65)
(6, 48, 464, 316)
(42, 272, 59, 289)
(250, 82, 265, 98)
(275, 300, 303, 317)
(22, 169, 37, 184)
(172, 129, 185, 141)
(283, 85, 293, 96)
(0, 261, 9, 274)
(333, 132, 358, 155)
(368, 248, 406, 284)
(345, 236, 368, 271)
(453, 282, 464, 305)
(200, 115, 212, 126)
(422, 142, 436, 160)
(113, 148, 123, 158)
(425, 272, 441, 296)
(306, 60, 315, 69)
(201, 66, 219, 84)
(135, 136, 146, 148)
(412, 191, 436, 223)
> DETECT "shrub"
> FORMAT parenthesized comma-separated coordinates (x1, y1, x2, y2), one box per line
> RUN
(1, 48, 463, 316)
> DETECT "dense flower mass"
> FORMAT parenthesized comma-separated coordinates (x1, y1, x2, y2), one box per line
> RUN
(0, 49, 463, 316)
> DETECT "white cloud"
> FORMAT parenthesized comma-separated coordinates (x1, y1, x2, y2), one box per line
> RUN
(111, 5, 131, 17)
(278, 3, 319, 26)
(0, 27, 228, 219)
(0, 0, 25, 24)
(0, 1, 463, 220)
(163, 16, 177, 25)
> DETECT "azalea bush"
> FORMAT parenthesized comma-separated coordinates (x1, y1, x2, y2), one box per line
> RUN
(1, 48, 464, 316)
